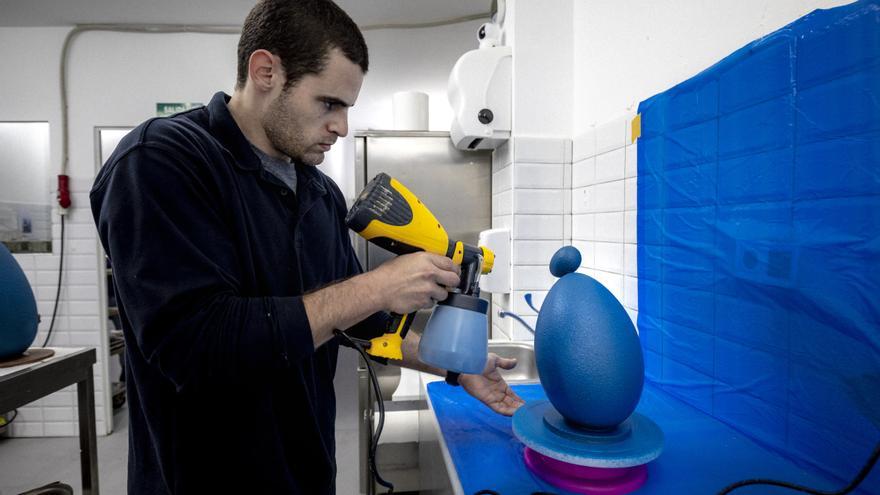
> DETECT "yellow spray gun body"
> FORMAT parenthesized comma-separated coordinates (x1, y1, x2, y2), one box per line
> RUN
(345, 173, 494, 361)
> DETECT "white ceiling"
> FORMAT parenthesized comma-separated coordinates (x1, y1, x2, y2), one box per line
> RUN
(0, 0, 493, 28)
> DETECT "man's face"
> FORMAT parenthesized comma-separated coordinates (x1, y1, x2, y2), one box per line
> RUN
(262, 48, 364, 165)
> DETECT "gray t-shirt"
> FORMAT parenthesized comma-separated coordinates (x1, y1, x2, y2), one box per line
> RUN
(251, 144, 297, 193)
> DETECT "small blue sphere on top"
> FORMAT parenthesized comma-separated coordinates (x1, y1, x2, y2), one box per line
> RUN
(549, 246, 581, 277)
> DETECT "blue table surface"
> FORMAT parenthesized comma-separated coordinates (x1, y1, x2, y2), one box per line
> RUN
(427, 382, 880, 495)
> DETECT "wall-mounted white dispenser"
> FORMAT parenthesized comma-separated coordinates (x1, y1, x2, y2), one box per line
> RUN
(479, 227, 510, 293)
(448, 45, 512, 151)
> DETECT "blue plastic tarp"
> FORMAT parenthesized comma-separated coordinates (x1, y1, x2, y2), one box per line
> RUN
(637, 0, 880, 487)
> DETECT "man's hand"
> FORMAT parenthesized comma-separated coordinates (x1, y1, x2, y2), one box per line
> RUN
(370, 252, 461, 314)
(303, 253, 459, 349)
(459, 353, 526, 416)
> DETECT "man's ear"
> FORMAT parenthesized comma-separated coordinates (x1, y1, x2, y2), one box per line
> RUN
(247, 49, 283, 93)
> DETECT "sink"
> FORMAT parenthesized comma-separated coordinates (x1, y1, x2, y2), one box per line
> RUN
(488, 341, 538, 382)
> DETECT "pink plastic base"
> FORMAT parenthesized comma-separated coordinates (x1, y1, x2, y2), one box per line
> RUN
(523, 448, 648, 495)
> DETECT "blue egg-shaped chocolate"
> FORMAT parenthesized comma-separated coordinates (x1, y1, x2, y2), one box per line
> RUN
(535, 247, 644, 429)
(0, 243, 39, 359)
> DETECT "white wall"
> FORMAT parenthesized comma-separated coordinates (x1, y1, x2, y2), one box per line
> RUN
(490, 0, 574, 340)
(571, 115, 640, 332)
(324, 20, 486, 200)
(508, 0, 573, 138)
(0, 27, 67, 221)
(352, 21, 483, 132)
(573, 0, 853, 135)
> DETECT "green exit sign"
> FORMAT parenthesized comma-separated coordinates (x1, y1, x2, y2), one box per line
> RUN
(156, 102, 203, 117)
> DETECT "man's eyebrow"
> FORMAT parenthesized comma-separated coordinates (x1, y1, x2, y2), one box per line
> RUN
(320, 96, 352, 108)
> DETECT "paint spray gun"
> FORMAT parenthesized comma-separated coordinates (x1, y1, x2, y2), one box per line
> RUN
(344, 173, 494, 382)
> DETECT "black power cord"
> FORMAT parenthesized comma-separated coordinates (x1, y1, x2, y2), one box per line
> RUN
(41, 215, 65, 348)
(718, 439, 880, 495)
(335, 330, 395, 494)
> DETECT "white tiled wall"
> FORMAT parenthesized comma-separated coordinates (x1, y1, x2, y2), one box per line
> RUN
(491, 136, 572, 341)
(9, 177, 110, 437)
(489, 116, 639, 341)
(491, 140, 514, 340)
(571, 113, 639, 329)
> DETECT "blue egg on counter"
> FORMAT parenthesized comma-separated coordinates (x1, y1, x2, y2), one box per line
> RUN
(535, 246, 644, 429)
(0, 243, 39, 359)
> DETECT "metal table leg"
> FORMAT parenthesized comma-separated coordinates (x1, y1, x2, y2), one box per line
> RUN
(77, 367, 100, 495)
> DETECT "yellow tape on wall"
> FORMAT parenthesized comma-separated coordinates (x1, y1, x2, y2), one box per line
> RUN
(631, 114, 641, 143)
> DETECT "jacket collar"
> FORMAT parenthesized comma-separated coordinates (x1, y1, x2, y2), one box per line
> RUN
(206, 92, 326, 196)
(207, 92, 260, 171)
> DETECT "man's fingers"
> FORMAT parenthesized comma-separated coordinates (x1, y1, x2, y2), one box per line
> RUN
(504, 395, 523, 409)
(421, 255, 459, 288)
(496, 357, 518, 370)
(431, 285, 450, 302)
(427, 253, 456, 271)
(503, 393, 526, 416)
(434, 269, 460, 288)
(497, 407, 515, 417)
(496, 396, 524, 416)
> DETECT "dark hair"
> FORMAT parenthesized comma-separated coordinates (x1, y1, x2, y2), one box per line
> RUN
(236, 0, 368, 90)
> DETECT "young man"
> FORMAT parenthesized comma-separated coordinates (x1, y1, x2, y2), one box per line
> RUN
(90, 0, 524, 493)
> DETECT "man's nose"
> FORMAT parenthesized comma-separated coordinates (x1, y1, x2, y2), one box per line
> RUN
(328, 112, 349, 138)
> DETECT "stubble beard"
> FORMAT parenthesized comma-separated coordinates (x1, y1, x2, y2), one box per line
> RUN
(262, 92, 321, 165)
